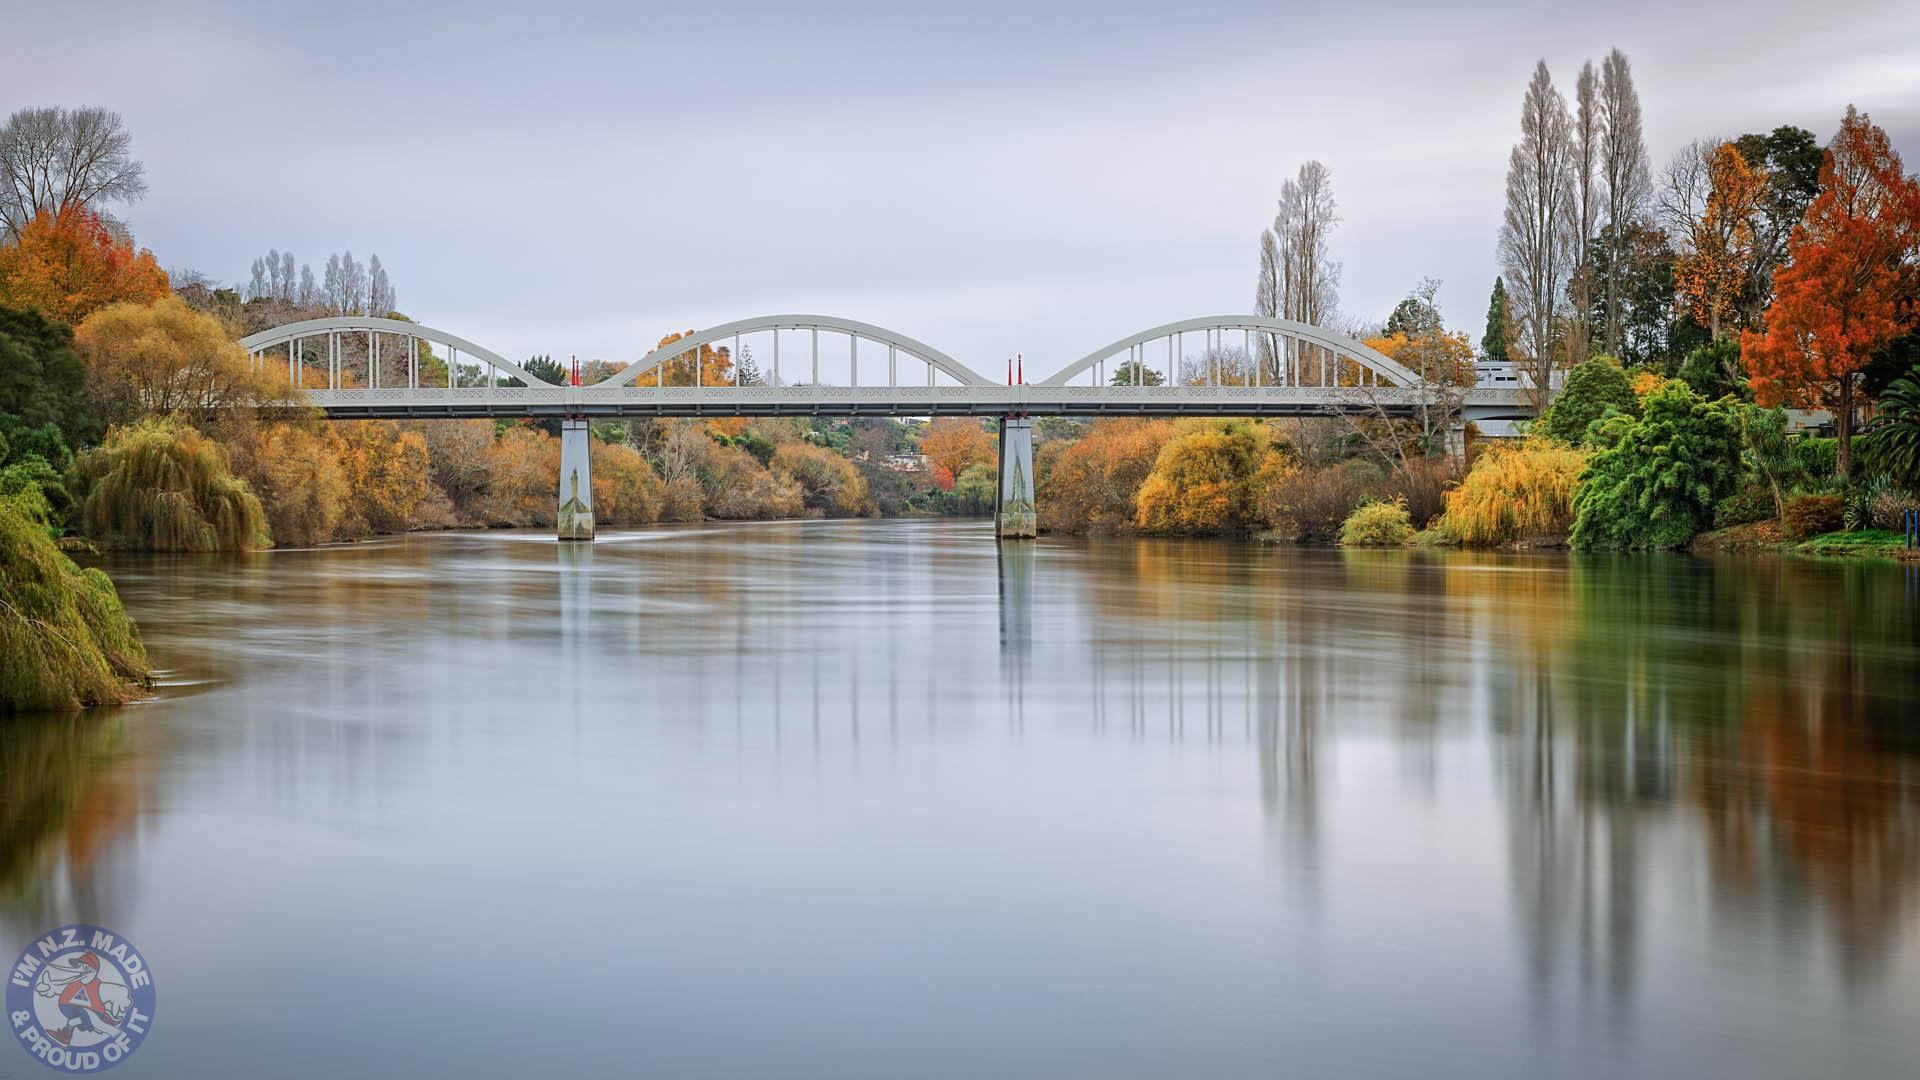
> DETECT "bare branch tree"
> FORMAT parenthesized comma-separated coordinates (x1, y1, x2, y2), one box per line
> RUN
(1255, 229, 1280, 370)
(1498, 61, 1577, 411)
(1273, 161, 1342, 383)
(0, 106, 148, 241)
(1598, 48, 1651, 355)
(1569, 61, 1602, 362)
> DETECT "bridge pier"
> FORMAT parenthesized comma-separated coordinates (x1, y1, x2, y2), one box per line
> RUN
(995, 416, 1036, 540)
(558, 419, 595, 541)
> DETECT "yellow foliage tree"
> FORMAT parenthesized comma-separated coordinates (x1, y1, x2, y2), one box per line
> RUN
(771, 442, 868, 517)
(1134, 420, 1265, 533)
(591, 442, 664, 525)
(68, 416, 269, 551)
(76, 296, 298, 426)
(481, 426, 560, 526)
(639, 331, 736, 387)
(1437, 439, 1588, 546)
(225, 420, 350, 547)
(336, 421, 434, 535)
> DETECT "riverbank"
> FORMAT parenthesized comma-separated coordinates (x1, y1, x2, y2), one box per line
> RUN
(1692, 521, 1920, 561)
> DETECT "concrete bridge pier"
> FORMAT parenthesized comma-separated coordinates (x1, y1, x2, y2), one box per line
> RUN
(995, 416, 1036, 540)
(557, 419, 595, 541)
(1444, 419, 1467, 463)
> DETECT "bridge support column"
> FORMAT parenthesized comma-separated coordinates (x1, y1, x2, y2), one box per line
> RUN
(1443, 419, 1467, 463)
(557, 419, 595, 542)
(995, 416, 1036, 540)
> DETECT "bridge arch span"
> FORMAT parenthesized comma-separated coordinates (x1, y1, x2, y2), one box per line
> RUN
(1039, 315, 1420, 389)
(238, 316, 553, 388)
(595, 314, 993, 388)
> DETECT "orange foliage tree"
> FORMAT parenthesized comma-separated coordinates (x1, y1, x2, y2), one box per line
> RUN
(919, 417, 994, 490)
(1037, 419, 1176, 533)
(638, 331, 735, 387)
(1743, 107, 1920, 478)
(0, 207, 168, 326)
(1674, 144, 1765, 341)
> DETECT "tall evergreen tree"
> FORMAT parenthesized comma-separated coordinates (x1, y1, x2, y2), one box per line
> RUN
(1482, 278, 1510, 362)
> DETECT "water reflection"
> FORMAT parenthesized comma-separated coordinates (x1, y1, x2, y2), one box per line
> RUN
(1, 525, 1915, 1077)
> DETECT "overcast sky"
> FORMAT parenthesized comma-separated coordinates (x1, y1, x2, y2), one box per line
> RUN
(6, 0, 1918, 379)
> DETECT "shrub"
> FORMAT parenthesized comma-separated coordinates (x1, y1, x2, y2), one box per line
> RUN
(1714, 483, 1776, 528)
(480, 425, 561, 526)
(1259, 459, 1385, 543)
(1, 489, 149, 712)
(592, 442, 664, 526)
(772, 442, 869, 517)
(701, 443, 804, 519)
(1675, 338, 1745, 400)
(1437, 439, 1586, 547)
(1384, 457, 1456, 528)
(336, 420, 434, 535)
(1869, 485, 1920, 533)
(952, 463, 996, 516)
(1571, 382, 1744, 551)
(1783, 493, 1844, 539)
(1338, 499, 1414, 547)
(225, 420, 349, 547)
(1792, 436, 1837, 480)
(1038, 418, 1176, 534)
(1134, 419, 1265, 534)
(68, 416, 268, 551)
(1539, 357, 1638, 444)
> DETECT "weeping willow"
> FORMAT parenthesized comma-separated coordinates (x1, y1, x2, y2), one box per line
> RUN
(0, 488, 150, 713)
(69, 416, 269, 552)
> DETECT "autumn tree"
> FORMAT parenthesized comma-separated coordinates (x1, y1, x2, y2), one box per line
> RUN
(0, 207, 168, 326)
(1037, 419, 1177, 534)
(771, 442, 868, 517)
(918, 417, 994, 489)
(1673, 143, 1765, 341)
(1134, 419, 1265, 534)
(75, 295, 297, 426)
(0, 107, 147, 242)
(1743, 107, 1920, 479)
(336, 421, 434, 535)
(637, 331, 736, 386)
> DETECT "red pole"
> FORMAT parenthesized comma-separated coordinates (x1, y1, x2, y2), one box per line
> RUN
(1017, 353, 1023, 384)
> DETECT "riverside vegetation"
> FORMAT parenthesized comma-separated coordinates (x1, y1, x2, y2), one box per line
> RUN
(5, 95, 1920, 712)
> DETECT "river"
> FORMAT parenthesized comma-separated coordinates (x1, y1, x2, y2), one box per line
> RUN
(4, 520, 1919, 1078)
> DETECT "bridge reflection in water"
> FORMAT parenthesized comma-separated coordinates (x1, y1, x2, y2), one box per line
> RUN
(3, 525, 1917, 1077)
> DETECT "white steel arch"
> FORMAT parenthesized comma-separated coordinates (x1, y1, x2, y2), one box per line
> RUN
(238, 316, 554, 388)
(1039, 316, 1421, 388)
(595, 314, 994, 388)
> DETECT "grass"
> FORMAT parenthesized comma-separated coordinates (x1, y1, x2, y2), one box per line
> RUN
(1795, 529, 1913, 559)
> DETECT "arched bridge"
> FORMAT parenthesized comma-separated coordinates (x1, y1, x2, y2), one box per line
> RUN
(239, 311, 1531, 543)
(238, 313, 1530, 423)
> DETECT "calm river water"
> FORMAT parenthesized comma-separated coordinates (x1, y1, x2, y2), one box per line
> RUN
(5, 520, 1920, 1078)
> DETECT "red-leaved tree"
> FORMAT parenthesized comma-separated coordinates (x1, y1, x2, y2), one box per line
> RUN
(1743, 107, 1920, 478)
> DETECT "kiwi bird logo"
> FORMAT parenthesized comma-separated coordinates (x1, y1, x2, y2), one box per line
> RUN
(36, 951, 131, 1046)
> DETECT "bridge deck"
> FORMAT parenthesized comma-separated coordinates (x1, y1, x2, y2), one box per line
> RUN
(303, 385, 1532, 421)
